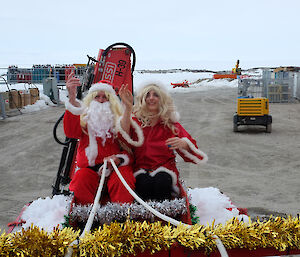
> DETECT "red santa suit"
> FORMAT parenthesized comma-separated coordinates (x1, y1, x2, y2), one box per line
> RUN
(117, 116, 208, 199)
(63, 94, 143, 206)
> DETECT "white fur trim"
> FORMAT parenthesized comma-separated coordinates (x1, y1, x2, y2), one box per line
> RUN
(89, 82, 116, 95)
(96, 154, 130, 178)
(116, 116, 144, 147)
(85, 124, 98, 166)
(179, 137, 208, 164)
(136, 80, 169, 96)
(150, 167, 180, 196)
(170, 111, 180, 123)
(65, 99, 86, 115)
(133, 169, 147, 177)
(134, 167, 180, 196)
(115, 154, 130, 167)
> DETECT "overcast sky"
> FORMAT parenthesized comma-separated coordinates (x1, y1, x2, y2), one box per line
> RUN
(1, 0, 300, 70)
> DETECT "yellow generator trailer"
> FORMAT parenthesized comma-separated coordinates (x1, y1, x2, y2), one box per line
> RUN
(233, 97, 272, 132)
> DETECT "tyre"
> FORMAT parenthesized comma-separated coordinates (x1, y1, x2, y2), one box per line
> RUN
(233, 123, 238, 132)
(233, 114, 238, 132)
(266, 123, 272, 133)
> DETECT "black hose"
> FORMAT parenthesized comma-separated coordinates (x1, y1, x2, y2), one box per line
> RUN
(53, 113, 71, 145)
(102, 42, 136, 74)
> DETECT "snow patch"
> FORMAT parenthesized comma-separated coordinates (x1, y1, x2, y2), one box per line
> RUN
(188, 187, 248, 225)
(21, 195, 71, 232)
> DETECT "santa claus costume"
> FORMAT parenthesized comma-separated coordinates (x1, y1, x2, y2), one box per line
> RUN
(63, 81, 143, 206)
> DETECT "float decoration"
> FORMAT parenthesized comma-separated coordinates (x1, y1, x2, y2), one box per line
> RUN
(1, 215, 300, 256)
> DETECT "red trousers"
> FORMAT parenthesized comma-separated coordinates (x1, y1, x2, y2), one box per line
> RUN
(69, 166, 135, 205)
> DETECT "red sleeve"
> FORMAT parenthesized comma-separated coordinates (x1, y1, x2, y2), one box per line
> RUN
(175, 123, 208, 164)
(63, 110, 83, 139)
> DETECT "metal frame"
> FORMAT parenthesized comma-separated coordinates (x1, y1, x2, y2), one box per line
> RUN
(238, 69, 300, 103)
(5, 65, 86, 86)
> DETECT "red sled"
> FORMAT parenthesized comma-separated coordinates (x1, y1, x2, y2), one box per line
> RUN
(171, 80, 189, 88)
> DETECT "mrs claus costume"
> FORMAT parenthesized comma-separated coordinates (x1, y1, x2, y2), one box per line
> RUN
(117, 83, 208, 201)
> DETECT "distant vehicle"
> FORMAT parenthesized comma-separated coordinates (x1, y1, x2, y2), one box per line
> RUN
(213, 59, 241, 79)
(233, 97, 272, 133)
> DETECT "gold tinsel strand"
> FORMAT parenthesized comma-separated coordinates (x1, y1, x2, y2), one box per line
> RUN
(0, 226, 79, 257)
(0, 230, 12, 256)
(0, 216, 299, 256)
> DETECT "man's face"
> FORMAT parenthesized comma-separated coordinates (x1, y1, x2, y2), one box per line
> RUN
(94, 91, 108, 103)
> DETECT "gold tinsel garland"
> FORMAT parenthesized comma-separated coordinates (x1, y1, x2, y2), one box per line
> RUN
(0, 216, 299, 257)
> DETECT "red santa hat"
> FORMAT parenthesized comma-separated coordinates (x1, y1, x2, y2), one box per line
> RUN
(88, 80, 116, 95)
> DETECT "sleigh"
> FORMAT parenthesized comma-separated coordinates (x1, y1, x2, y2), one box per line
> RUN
(131, 248, 300, 257)
(7, 170, 300, 257)
(7, 157, 300, 257)
(7, 158, 300, 257)
(171, 80, 190, 88)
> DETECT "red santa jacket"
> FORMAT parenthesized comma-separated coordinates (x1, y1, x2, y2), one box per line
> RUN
(63, 99, 137, 169)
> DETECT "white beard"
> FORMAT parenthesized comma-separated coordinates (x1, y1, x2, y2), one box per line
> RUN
(84, 100, 115, 143)
(83, 100, 115, 166)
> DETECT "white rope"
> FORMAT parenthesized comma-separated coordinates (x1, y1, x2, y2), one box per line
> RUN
(81, 160, 107, 235)
(65, 160, 107, 257)
(110, 159, 229, 257)
(213, 235, 229, 257)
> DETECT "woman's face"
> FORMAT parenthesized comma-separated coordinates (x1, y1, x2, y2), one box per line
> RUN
(95, 91, 108, 103)
(145, 90, 160, 113)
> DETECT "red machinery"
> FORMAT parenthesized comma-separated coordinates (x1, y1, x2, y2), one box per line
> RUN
(213, 60, 241, 80)
(213, 73, 237, 79)
(92, 43, 135, 94)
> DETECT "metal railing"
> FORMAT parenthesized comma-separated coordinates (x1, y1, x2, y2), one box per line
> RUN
(238, 69, 300, 103)
(4, 65, 87, 85)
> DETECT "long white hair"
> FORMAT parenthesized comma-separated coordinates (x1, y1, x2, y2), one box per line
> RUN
(133, 82, 179, 134)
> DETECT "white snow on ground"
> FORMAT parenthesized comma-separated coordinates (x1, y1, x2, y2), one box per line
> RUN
(21, 95, 55, 113)
(134, 71, 239, 93)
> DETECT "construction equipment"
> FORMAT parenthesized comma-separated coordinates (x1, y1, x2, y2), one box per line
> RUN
(233, 97, 272, 133)
(234, 74, 272, 133)
(213, 59, 241, 79)
(232, 59, 242, 75)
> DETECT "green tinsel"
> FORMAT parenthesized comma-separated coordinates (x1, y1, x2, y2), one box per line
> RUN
(189, 204, 200, 225)
(62, 215, 71, 229)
